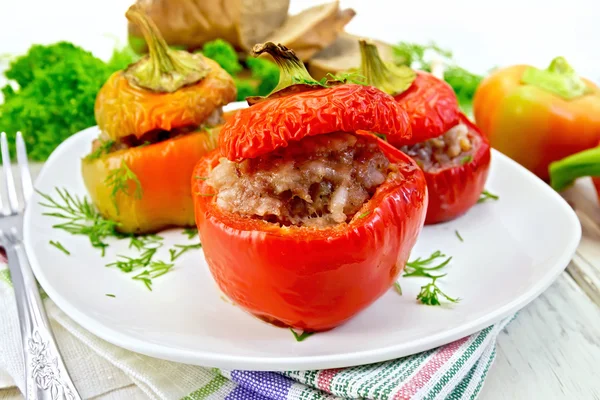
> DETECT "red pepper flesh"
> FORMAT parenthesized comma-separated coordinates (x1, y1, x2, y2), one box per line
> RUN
(193, 140, 427, 331)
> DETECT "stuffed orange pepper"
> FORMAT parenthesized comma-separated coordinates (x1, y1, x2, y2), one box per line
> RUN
(192, 43, 427, 332)
(357, 40, 491, 225)
(82, 5, 236, 234)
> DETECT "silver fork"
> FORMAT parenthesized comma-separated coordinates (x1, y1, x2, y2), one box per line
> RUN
(0, 132, 81, 400)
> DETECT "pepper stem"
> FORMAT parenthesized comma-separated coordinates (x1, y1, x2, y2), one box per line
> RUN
(124, 5, 209, 93)
(549, 146, 600, 191)
(246, 43, 324, 105)
(358, 40, 416, 96)
(521, 56, 592, 100)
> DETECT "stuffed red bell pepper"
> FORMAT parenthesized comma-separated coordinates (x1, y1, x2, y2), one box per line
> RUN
(358, 40, 491, 224)
(192, 43, 428, 332)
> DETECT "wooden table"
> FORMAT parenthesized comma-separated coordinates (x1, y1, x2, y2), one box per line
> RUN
(480, 178, 600, 399)
(4, 165, 600, 399)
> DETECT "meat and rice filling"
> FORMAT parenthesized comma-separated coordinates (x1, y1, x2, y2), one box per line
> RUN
(400, 124, 477, 170)
(91, 107, 224, 154)
(207, 132, 396, 228)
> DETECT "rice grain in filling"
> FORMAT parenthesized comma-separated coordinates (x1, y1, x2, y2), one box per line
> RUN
(207, 132, 396, 227)
(400, 124, 477, 170)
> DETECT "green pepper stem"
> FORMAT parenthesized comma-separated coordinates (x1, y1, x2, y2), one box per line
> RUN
(358, 40, 416, 96)
(521, 56, 592, 101)
(549, 146, 600, 191)
(124, 5, 209, 93)
(255, 43, 322, 89)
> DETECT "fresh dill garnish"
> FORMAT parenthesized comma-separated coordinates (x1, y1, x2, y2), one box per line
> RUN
(403, 251, 452, 279)
(455, 230, 464, 242)
(182, 228, 198, 239)
(478, 189, 499, 203)
(85, 139, 115, 161)
(106, 247, 158, 272)
(132, 270, 153, 291)
(416, 276, 460, 306)
(147, 260, 175, 278)
(128, 234, 163, 251)
(105, 293, 116, 298)
(194, 176, 209, 181)
(393, 282, 402, 295)
(169, 243, 202, 262)
(460, 155, 473, 165)
(37, 188, 120, 255)
(105, 160, 143, 213)
(49, 240, 70, 255)
(290, 328, 314, 342)
(357, 210, 372, 219)
(396, 250, 460, 306)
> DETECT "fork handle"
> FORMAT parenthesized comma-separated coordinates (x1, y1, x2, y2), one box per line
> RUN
(6, 244, 81, 400)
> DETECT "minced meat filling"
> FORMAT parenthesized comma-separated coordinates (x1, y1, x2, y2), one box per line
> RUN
(91, 107, 224, 154)
(400, 124, 476, 170)
(207, 132, 394, 228)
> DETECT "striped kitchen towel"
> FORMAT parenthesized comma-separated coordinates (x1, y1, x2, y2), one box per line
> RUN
(0, 261, 512, 400)
(215, 315, 511, 400)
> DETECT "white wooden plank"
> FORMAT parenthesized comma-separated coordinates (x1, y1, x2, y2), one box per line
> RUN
(480, 273, 600, 400)
(562, 178, 600, 307)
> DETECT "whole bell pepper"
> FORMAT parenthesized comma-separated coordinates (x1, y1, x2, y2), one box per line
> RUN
(473, 57, 600, 181)
(193, 43, 427, 332)
(358, 40, 491, 224)
(82, 5, 236, 234)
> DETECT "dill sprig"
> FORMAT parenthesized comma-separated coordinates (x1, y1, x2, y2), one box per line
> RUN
(393, 282, 402, 295)
(129, 261, 175, 291)
(85, 139, 115, 161)
(395, 250, 460, 306)
(147, 260, 175, 278)
(182, 228, 198, 239)
(49, 240, 70, 255)
(128, 234, 163, 251)
(455, 230, 464, 242)
(132, 270, 152, 291)
(290, 328, 314, 342)
(169, 243, 202, 261)
(106, 247, 158, 272)
(478, 189, 499, 203)
(403, 250, 452, 279)
(105, 160, 143, 213)
(417, 276, 460, 306)
(37, 188, 120, 255)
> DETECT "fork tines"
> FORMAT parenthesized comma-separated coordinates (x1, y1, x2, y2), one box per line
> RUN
(0, 132, 33, 215)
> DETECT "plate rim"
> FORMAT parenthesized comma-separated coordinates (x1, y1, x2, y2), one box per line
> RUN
(24, 124, 582, 371)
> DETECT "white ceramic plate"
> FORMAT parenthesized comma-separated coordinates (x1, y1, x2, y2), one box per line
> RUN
(24, 104, 581, 371)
